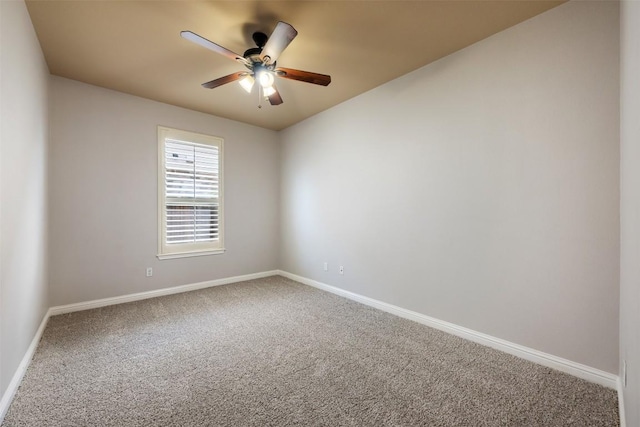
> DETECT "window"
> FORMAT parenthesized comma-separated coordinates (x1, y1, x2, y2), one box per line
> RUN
(157, 126, 224, 259)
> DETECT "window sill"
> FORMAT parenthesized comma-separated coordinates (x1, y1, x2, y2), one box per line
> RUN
(157, 248, 226, 260)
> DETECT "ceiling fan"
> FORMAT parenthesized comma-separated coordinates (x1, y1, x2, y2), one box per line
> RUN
(181, 22, 331, 106)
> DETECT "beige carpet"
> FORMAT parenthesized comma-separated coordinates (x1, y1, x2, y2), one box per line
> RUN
(2, 276, 619, 426)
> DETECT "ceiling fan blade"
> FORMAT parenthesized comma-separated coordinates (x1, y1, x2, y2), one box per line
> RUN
(260, 22, 298, 64)
(267, 86, 284, 106)
(275, 67, 331, 86)
(202, 72, 246, 89)
(181, 31, 249, 65)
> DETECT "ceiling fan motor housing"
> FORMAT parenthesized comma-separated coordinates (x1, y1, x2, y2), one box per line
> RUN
(244, 32, 273, 65)
(243, 47, 262, 61)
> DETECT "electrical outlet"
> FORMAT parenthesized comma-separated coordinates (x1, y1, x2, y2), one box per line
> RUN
(623, 360, 627, 387)
(146, 267, 153, 277)
(323, 262, 328, 272)
(339, 266, 344, 275)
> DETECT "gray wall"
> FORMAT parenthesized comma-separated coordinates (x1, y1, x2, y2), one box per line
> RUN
(0, 0, 50, 396)
(48, 77, 280, 306)
(280, 1, 620, 374)
(620, 1, 640, 424)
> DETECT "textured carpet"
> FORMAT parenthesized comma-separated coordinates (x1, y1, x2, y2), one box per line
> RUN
(2, 276, 618, 426)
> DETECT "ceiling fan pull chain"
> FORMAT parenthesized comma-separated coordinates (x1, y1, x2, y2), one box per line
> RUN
(258, 84, 262, 109)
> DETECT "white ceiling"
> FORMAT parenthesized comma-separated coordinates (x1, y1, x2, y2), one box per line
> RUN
(26, 0, 564, 131)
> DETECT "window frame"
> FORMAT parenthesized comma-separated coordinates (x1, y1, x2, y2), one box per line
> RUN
(157, 126, 225, 260)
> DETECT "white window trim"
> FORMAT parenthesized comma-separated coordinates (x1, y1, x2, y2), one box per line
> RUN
(157, 126, 225, 259)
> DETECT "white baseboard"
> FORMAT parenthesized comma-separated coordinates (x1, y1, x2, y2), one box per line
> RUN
(0, 308, 51, 423)
(49, 270, 279, 316)
(618, 378, 626, 427)
(278, 270, 618, 390)
(0, 270, 279, 424)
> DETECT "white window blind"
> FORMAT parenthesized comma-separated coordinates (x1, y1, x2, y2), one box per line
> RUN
(158, 127, 224, 258)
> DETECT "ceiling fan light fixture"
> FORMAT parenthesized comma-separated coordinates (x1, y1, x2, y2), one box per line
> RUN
(258, 71, 275, 88)
(239, 74, 255, 93)
(263, 86, 276, 97)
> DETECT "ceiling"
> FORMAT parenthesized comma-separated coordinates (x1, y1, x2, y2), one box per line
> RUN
(26, 1, 564, 131)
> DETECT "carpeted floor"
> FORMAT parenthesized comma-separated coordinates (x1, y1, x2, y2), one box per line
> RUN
(2, 276, 619, 426)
